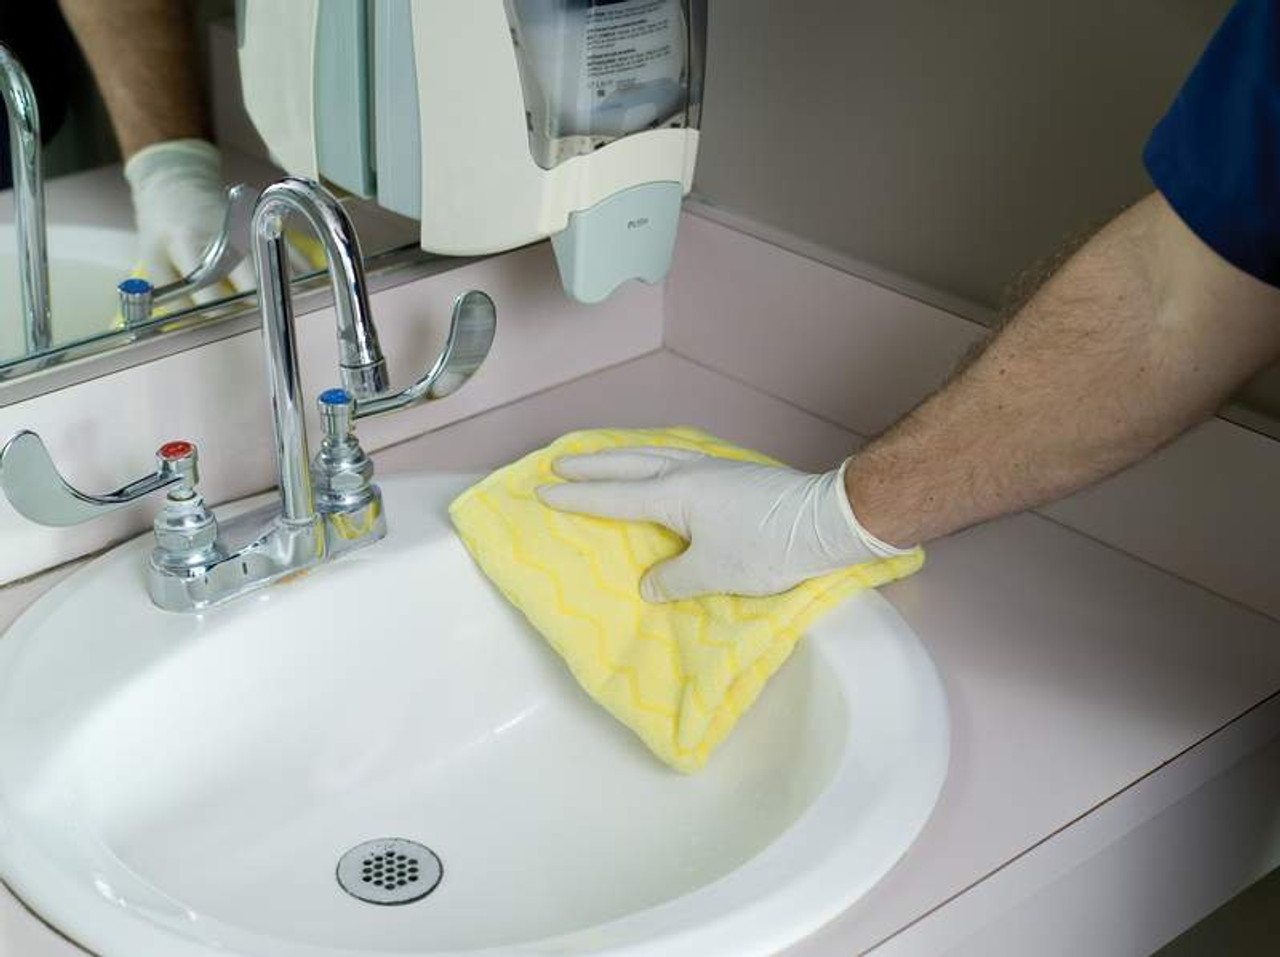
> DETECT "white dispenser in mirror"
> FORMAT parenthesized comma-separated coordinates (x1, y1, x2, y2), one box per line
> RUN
(238, 0, 706, 304)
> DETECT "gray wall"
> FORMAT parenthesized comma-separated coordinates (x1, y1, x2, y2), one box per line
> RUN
(694, 0, 1228, 309)
(694, 0, 1280, 424)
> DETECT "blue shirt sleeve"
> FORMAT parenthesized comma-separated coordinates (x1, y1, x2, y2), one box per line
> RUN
(1144, 0, 1280, 286)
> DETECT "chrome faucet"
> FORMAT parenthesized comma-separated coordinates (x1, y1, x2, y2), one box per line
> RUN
(0, 43, 51, 354)
(0, 177, 496, 612)
(252, 177, 389, 529)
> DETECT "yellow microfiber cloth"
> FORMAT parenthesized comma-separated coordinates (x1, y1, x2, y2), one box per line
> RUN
(448, 427, 925, 773)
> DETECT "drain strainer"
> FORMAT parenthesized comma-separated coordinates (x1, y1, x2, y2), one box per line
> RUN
(336, 838, 443, 905)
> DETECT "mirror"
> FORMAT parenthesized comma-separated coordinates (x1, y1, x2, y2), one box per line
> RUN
(0, 1, 424, 380)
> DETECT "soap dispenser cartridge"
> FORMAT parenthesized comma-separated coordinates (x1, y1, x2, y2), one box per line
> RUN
(238, 0, 707, 304)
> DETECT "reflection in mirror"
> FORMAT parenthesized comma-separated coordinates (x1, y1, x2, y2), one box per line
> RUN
(0, 1, 421, 374)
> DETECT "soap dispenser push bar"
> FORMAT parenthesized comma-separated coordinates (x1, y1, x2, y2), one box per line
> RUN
(0, 177, 497, 612)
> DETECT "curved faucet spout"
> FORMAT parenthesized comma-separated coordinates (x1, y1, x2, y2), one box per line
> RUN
(253, 178, 389, 398)
(250, 178, 388, 524)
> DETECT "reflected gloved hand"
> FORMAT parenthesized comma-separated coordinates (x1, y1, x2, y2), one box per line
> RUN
(124, 138, 310, 305)
(536, 448, 911, 602)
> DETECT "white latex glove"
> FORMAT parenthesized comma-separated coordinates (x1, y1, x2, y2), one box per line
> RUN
(124, 139, 256, 304)
(537, 448, 911, 602)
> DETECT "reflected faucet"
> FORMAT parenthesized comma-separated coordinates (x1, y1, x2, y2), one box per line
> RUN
(116, 182, 269, 325)
(0, 43, 51, 354)
(0, 177, 496, 612)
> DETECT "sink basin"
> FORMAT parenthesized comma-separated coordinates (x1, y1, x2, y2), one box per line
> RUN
(0, 225, 136, 360)
(0, 473, 948, 956)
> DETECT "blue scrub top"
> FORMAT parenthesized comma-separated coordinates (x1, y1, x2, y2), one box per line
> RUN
(1144, 0, 1280, 287)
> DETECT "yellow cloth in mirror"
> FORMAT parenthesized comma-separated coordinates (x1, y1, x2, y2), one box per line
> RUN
(448, 427, 925, 773)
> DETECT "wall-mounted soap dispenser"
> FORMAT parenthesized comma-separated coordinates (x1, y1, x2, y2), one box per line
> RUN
(238, 0, 707, 304)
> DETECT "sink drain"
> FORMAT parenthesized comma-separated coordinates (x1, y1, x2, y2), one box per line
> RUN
(336, 838, 443, 906)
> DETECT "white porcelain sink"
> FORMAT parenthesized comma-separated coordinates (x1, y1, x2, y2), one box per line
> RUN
(0, 225, 136, 360)
(0, 473, 948, 957)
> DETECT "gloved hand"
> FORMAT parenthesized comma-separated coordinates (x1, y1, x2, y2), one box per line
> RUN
(536, 448, 911, 602)
(124, 139, 253, 304)
(124, 139, 311, 305)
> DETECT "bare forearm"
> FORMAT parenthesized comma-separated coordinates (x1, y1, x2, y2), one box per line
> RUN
(846, 193, 1280, 546)
(59, 0, 208, 158)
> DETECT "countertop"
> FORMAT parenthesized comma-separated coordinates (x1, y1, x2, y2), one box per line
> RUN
(1, 350, 1278, 955)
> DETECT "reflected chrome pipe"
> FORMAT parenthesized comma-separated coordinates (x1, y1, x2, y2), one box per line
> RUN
(0, 44, 50, 354)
